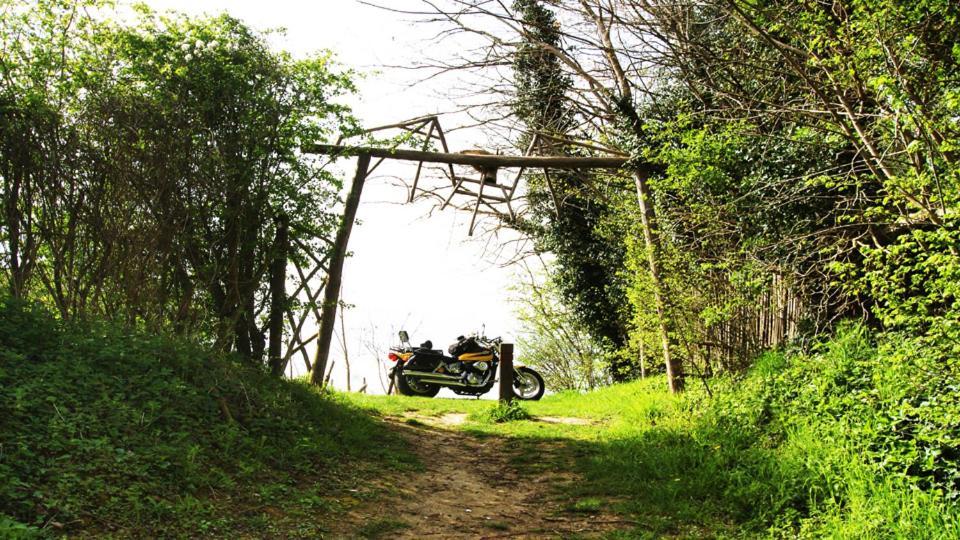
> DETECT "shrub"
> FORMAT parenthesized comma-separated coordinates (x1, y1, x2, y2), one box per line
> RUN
(470, 400, 532, 423)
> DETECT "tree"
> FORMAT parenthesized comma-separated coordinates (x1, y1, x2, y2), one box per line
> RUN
(0, 2, 355, 370)
(398, 0, 960, 388)
(513, 261, 610, 391)
(511, 0, 633, 379)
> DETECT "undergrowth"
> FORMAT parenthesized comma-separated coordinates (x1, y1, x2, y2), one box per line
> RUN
(7, 295, 956, 539)
(0, 299, 411, 538)
(469, 400, 531, 423)
(566, 324, 960, 538)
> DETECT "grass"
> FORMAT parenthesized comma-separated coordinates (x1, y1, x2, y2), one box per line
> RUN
(468, 399, 531, 423)
(0, 299, 414, 538)
(355, 517, 409, 538)
(4, 298, 957, 538)
(345, 325, 960, 538)
(567, 497, 604, 514)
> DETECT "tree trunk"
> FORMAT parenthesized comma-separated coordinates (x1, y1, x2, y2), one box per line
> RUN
(634, 172, 684, 393)
(4, 170, 23, 298)
(310, 154, 371, 386)
(268, 213, 289, 376)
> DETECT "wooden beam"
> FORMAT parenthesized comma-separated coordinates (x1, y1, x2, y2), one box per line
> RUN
(310, 154, 371, 386)
(468, 167, 490, 236)
(454, 188, 509, 203)
(360, 115, 436, 133)
(432, 118, 457, 187)
(305, 144, 633, 170)
(410, 121, 436, 202)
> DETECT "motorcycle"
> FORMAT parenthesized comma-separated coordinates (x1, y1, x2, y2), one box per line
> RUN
(386, 330, 545, 400)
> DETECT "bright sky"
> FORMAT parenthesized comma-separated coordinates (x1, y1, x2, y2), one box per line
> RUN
(139, 0, 530, 395)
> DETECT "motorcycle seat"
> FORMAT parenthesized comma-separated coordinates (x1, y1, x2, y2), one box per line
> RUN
(413, 348, 445, 356)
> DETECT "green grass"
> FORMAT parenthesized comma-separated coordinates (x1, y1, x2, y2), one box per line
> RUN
(355, 517, 409, 538)
(567, 497, 604, 514)
(0, 299, 414, 538)
(468, 399, 531, 423)
(345, 325, 960, 538)
(5, 298, 957, 538)
(347, 392, 491, 417)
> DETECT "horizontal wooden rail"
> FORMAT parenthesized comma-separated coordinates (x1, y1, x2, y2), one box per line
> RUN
(304, 144, 635, 170)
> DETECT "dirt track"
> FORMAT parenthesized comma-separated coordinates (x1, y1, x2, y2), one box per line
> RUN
(331, 414, 628, 539)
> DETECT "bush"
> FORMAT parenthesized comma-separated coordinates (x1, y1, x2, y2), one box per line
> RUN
(470, 400, 532, 423)
(0, 299, 407, 536)
(688, 325, 960, 535)
(573, 324, 960, 537)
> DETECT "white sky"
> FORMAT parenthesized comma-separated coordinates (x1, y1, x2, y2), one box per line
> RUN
(138, 0, 532, 395)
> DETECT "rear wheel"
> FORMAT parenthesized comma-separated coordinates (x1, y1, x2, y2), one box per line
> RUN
(513, 366, 545, 401)
(394, 369, 441, 397)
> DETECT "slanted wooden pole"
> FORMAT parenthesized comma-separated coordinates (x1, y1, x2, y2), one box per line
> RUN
(310, 154, 371, 386)
(268, 213, 289, 376)
(499, 343, 515, 403)
(635, 172, 684, 393)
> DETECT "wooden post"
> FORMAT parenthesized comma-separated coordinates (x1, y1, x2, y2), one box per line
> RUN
(635, 172, 685, 393)
(310, 154, 371, 386)
(268, 213, 289, 376)
(499, 343, 514, 403)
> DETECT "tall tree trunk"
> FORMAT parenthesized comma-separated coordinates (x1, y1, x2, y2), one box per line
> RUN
(634, 172, 685, 393)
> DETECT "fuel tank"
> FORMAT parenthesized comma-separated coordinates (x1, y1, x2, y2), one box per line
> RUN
(458, 351, 494, 362)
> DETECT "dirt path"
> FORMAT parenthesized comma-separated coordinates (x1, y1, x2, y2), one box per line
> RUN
(332, 414, 628, 539)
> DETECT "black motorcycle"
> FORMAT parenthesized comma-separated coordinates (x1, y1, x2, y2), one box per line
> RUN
(386, 330, 545, 400)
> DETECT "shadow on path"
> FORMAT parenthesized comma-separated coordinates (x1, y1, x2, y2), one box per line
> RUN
(331, 415, 634, 539)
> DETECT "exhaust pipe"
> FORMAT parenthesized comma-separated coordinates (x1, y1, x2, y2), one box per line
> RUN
(402, 370, 477, 387)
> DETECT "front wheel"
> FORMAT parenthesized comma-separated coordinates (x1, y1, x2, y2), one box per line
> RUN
(394, 369, 441, 397)
(513, 366, 545, 401)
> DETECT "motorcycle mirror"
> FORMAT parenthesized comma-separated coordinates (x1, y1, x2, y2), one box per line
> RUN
(398, 330, 409, 343)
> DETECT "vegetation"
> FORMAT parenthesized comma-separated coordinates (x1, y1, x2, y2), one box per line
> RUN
(0, 299, 410, 537)
(468, 400, 531, 423)
(0, 1, 354, 369)
(512, 265, 610, 391)
(2, 0, 960, 537)
(426, 0, 960, 393)
(350, 324, 960, 537)
(511, 0, 634, 378)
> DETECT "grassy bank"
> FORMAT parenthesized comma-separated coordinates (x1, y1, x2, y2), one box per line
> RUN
(350, 325, 960, 538)
(0, 300, 412, 538)
(3, 296, 956, 538)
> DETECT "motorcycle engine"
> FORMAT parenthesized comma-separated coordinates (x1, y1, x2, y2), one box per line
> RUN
(446, 362, 463, 374)
(473, 361, 489, 371)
